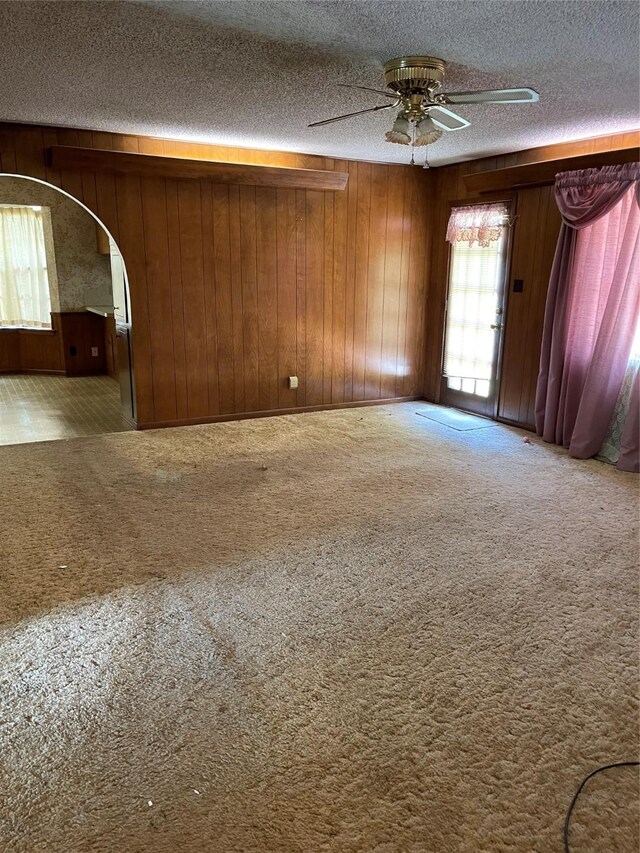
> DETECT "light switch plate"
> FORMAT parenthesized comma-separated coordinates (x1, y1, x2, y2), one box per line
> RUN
(91, 347, 99, 357)
(288, 375, 298, 390)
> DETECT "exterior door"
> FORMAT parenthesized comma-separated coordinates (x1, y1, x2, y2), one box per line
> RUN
(441, 208, 512, 418)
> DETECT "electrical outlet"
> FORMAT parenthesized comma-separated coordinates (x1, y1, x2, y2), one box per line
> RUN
(288, 375, 299, 390)
(91, 347, 99, 357)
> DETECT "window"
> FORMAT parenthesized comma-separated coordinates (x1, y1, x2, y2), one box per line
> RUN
(0, 205, 52, 328)
(443, 203, 509, 398)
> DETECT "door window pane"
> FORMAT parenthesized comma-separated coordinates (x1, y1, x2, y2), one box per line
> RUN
(443, 227, 506, 391)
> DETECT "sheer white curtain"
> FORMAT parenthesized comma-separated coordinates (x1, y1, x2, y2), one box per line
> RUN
(0, 205, 52, 328)
(443, 203, 509, 396)
(599, 316, 640, 466)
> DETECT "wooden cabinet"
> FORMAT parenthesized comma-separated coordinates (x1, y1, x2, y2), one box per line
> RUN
(58, 312, 107, 375)
(116, 323, 135, 423)
(104, 316, 118, 379)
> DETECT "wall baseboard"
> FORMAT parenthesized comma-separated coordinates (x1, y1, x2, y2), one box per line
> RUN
(0, 368, 65, 375)
(497, 415, 535, 433)
(136, 396, 424, 430)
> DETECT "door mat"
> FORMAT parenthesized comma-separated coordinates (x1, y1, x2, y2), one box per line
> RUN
(415, 406, 498, 431)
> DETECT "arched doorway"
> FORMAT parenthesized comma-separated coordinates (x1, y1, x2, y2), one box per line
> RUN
(0, 174, 135, 444)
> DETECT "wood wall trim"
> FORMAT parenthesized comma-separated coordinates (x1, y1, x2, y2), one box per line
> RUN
(0, 368, 65, 375)
(49, 145, 349, 191)
(136, 395, 424, 430)
(463, 146, 639, 194)
(2, 327, 57, 336)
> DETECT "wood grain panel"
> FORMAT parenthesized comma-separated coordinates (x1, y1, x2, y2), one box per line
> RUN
(200, 181, 220, 416)
(498, 188, 542, 423)
(256, 187, 279, 411)
(381, 168, 405, 400)
(304, 190, 325, 407)
(228, 185, 246, 413)
(0, 322, 63, 374)
(0, 330, 21, 372)
(239, 186, 260, 412)
(177, 179, 209, 419)
(165, 179, 188, 420)
(395, 168, 412, 398)
(295, 189, 307, 408)
(498, 185, 562, 428)
(276, 188, 298, 409)
(331, 160, 349, 404)
(211, 184, 236, 415)
(322, 179, 334, 405)
(19, 322, 64, 372)
(464, 146, 640, 194)
(114, 173, 152, 422)
(343, 161, 358, 402)
(405, 171, 430, 397)
(49, 146, 349, 190)
(365, 166, 388, 400)
(352, 162, 371, 402)
(140, 177, 177, 422)
(59, 312, 107, 375)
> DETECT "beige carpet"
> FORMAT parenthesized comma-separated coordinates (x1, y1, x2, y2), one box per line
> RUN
(0, 402, 638, 853)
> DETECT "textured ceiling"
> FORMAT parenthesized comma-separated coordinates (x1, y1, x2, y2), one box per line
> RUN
(0, 0, 638, 166)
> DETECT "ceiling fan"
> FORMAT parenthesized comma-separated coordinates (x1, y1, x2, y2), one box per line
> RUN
(309, 56, 539, 156)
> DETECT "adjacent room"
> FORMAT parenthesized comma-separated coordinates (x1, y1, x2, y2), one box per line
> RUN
(0, 176, 134, 444)
(0, 2, 638, 852)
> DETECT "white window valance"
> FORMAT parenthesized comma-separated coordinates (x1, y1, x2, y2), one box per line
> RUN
(446, 202, 510, 248)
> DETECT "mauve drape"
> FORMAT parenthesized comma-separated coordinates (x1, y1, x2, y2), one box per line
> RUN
(535, 163, 640, 472)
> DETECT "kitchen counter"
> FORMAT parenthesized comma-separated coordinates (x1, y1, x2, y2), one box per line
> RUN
(86, 305, 114, 318)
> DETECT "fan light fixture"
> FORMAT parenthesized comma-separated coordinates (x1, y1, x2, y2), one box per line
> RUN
(414, 116, 443, 146)
(308, 55, 540, 162)
(385, 114, 411, 145)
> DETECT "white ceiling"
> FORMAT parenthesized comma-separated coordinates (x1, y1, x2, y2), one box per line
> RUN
(0, 0, 638, 166)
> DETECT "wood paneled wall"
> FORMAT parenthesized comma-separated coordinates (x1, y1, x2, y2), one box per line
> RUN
(425, 130, 639, 429)
(17, 319, 64, 373)
(2, 122, 636, 430)
(59, 312, 107, 375)
(0, 312, 108, 375)
(497, 186, 560, 427)
(0, 317, 63, 374)
(0, 123, 431, 427)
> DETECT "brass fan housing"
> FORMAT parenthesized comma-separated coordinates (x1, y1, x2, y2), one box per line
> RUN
(383, 56, 446, 96)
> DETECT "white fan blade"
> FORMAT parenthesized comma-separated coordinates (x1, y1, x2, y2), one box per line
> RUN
(429, 106, 470, 131)
(440, 88, 540, 105)
(309, 102, 395, 128)
(337, 83, 398, 100)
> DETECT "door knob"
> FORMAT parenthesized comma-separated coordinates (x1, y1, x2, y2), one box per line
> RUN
(490, 323, 502, 331)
